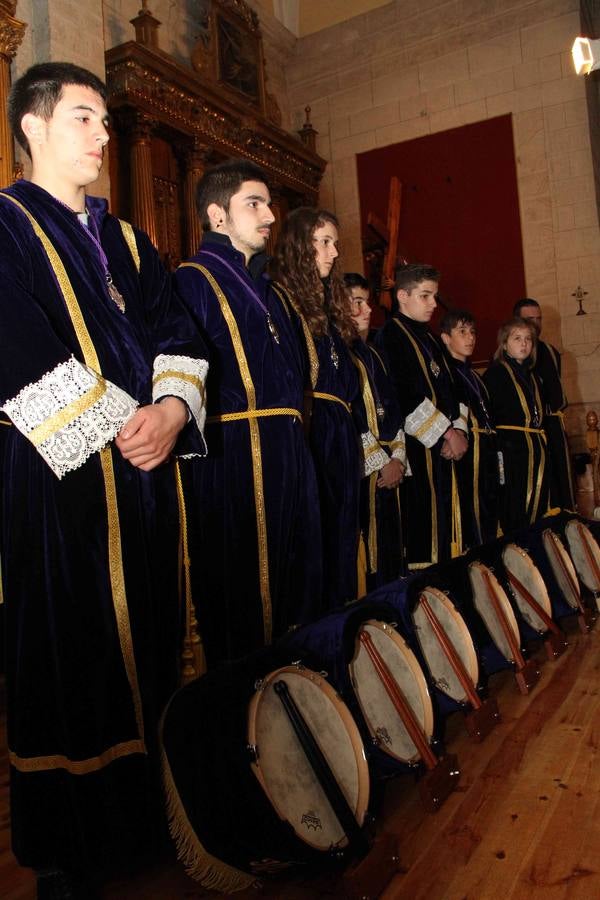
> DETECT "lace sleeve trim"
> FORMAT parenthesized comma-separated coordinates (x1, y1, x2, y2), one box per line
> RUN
(1, 356, 138, 479)
(361, 431, 390, 477)
(152, 354, 208, 440)
(404, 398, 450, 448)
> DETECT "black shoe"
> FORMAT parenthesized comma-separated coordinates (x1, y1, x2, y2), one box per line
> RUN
(36, 868, 98, 900)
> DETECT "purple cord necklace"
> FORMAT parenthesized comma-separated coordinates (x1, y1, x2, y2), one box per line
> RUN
(200, 249, 280, 344)
(56, 194, 126, 313)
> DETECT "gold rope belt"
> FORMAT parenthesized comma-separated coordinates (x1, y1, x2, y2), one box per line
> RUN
(496, 425, 545, 435)
(206, 407, 302, 424)
(471, 427, 496, 435)
(305, 391, 352, 414)
(548, 410, 565, 418)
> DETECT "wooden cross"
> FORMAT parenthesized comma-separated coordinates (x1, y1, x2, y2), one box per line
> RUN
(364, 176, 405, 311)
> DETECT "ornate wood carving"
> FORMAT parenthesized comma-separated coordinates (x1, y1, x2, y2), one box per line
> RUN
(106, 2, 325, 262)
(0, 1, 26, 187)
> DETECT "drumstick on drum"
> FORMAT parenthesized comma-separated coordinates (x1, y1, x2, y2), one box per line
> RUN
(504, 569, 568, 661)
(358, 629, 460, 812)
(417, 593, 500, 741)
(273, 680, 369, 858)
(479, 566, 541, 695)
(544, 529, 594, 633)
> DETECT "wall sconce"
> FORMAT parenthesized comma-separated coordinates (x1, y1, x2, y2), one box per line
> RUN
(572, 37, 600, 75)
(572, 285, 588, 316)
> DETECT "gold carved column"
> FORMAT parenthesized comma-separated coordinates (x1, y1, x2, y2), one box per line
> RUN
(181, 139, 212, 258)
(0, 1, 26, 187)
(128, 112, 158, 247)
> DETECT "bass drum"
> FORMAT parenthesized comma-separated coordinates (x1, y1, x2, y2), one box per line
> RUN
(412, 587, 479, 705)
(468, 561, 522, 664)
(279, 597, 437, 778)
(565, 518, 600, 595)
(502, 543, 554, 634)
(248, 664, 369, 852)
(349, 619, 434, 764)
(161, 648, 370, 892)
(543, 527, 581, 610)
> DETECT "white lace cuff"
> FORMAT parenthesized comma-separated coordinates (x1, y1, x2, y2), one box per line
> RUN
(1, 356, 138, 479)
(361, 431, 390, 477)
(152, 354, 208, 436)
(453, 402, 469, 434)
(404, 398, 451, 448)
(389, 428, 407, 465)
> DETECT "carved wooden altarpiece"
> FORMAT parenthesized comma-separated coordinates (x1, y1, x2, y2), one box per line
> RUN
(105, 0, 326, 268)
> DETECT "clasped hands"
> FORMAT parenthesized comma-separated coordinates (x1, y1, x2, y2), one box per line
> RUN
(440, 426, 468, 461)
(115, 396, 188, 471)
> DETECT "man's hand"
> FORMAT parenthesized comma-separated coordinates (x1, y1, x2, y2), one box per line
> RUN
(115, 397, 188, 471)
(441, 427, 468, 461)
(376, 458, 405, 489)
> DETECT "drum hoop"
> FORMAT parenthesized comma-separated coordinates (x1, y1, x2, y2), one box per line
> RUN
(414, 586, 479, 692)
(350, 619, 435, 741)
(565, 519, 600, 591)
(543, 527, 581, 608)
(468, 561, 521, 660)
(247, 665, 370, 845)
(502, 543, 553, 621)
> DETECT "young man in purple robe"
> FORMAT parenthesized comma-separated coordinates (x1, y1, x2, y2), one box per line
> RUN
(0, 62, 208, 898)
(174, 160, 322, 665)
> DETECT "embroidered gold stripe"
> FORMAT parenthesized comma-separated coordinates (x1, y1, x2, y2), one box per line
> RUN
(413, 409, 443, 441)
(393, 318, 437, 404)
(496, 425, 545, 435)
(9, 738, 146, 775)
(350, 351, 379, 438)
(118, 219, 140, 273)
(0, 192, 146, 749)
(207, 407, 301, 424)
(28, 379, 107, 446)
(179, 262, 272, 643)
(153, 370, 204, 391)
(368, 471, 378, 572)
(272, 283, 319, 389)
(306, 390, 351, 414)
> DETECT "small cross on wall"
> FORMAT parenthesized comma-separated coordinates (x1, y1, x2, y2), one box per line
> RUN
(572, 285, 588, 316)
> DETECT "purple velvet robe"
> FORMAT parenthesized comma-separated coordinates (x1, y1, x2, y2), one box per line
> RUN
(175, 235, 322, 664)
(0, 180, 207, 874)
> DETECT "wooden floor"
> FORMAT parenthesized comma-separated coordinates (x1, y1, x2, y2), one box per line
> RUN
(1, 616, 599, 900)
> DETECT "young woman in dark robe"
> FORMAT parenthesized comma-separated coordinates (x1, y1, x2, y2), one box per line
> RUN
(483, 317, 549, 534)
(272, 209, 363, 607)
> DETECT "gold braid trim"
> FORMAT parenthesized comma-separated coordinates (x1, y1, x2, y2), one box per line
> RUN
(350, 350, 380, 437)
(450, 462, 463, 558)
(272, 283, 319, 389)
(0, 192, 146, 749)
(9, 739, 146, 775)
(392, 318, 437, 404)
(368, 471, 378, 572)
(28, 378, 107, 446)
(118, 220, 140, 273)
(305, 391, 351, 414)
(174, 460, 206, 685)
(179, 262, 272, 644)
(207, 407, 301, 424)
(159, 721, 255, 893)
(499, 362, 536, 517)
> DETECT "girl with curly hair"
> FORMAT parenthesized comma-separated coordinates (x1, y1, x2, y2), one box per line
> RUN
(272, 208, 362, 607)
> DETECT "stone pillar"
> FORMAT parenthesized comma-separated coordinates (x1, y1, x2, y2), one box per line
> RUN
(0, 2, 26, 187)
(128, 112, 158, 247)
(181, 139, 212, 257)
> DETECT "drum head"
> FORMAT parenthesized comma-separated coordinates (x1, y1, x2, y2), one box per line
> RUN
(502, 544, 553, 633)
(412, 587, 479, 703)
(565, 519, 600, 592)
(468, 562, 521, 662)
(349, 619, 434, 764)
(543, 528, 581, 609)
(248, 666, 369, 851)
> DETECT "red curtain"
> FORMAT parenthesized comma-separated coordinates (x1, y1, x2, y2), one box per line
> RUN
(356, 114, 526, 365)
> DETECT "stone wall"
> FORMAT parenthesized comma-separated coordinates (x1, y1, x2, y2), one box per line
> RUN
(284, 0, 600, 449)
